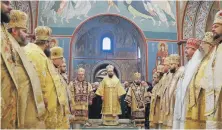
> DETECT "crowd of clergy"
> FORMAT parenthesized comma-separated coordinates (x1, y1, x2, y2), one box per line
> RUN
(1, 1, 222, 129)
(148, 10, 222, 129)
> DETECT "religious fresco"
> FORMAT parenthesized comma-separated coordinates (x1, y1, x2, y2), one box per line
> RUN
(72, 59, 139, 83)
(73, 24, 138, 59)
(147, 41, 178, 81)
(38, 0, 177, 39)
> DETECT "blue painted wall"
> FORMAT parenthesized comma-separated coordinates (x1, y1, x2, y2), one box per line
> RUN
(38, 1, 177, 40)
(147, 41, 178, 81)
(36, 1, 179, 82)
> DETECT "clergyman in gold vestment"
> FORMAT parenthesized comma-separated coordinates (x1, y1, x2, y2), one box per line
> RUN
(7, 10, 46, 128)
(24, 26, 68, 129)
(185, 32, 216, 129)
(96, 64, 126, 125)
(159, 57, 170, 129)
(69, 68, 94, 128)
(165, 54, 184, 128)
(173, 38, 200, 129)
(50, 46, 70, 128)
(1, 1, 18, 128)
(149, 65, 163, 129)
(125, 72, 150, 128)
(202, 10, 222, 129)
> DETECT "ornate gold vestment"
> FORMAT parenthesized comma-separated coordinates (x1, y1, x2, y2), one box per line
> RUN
(24, 43, 68, 129)
(185, 52, 212, 129)
(1, 24, 18, 129)
(149, 81, 161, 128)
(125, 82, 150, 127)
(202, 45, 222, 129)
(159, 73, 168, 124)
(166, 67, 184, 128)
(161, 72, 173, 128)
(8, 33, 46, 128)
(96, 75, 126, 125)
(69, 79, 94, 124)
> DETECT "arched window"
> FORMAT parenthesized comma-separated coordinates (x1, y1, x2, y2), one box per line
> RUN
(102, 37, 111, 51)
(138, 47, 141, 59)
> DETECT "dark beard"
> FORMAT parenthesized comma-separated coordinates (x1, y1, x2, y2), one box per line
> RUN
(170, 68, 176, 73)
(108, 74, 113, 78)
(1, 12, 10, 23)
(135, 81, 141, 85)
(213, 34, 222, 44)
(160, 72, 164, 77)
(159, 72, 164, 78)
(44, 48, 51, 58)
(61, 70, 66, 73)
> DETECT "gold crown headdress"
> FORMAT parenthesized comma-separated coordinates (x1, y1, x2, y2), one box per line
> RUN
(106, 64, 114, 71)
(153, 72, 159, 78)
(169, 54, 180, 64)
(35, 26, 52, 41)
(50, 46, 64, 60)
(213, 10, 222, 25)
(78, 67, 85, 73)
(133, 72, 141, 79)
(8, 10, 28, 29)
(202, 32, 214, 45)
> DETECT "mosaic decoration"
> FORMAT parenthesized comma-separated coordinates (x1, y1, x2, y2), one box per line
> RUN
(195, 1, 214, 40)
(183, 1, 200, 39)
(183, 1, 214, 39)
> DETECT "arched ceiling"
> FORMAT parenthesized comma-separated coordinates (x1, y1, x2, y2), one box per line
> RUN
(72, 14, 147, 50)
(182, 1, 218, 40)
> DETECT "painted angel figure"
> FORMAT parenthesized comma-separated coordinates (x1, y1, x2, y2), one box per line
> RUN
(107, 0, 120, 12)
(40, 1, 57, 25)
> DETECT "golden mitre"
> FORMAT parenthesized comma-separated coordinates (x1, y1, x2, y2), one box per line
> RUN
(213, 10, 222, 25)
(106, 64, 114, 71)
(8, 10, 28, 29)
(157, 65, 164, 73)
(169, 54, 180, 64)
(202, 32, 214, 45)
(35, 26, 52, 41)
(163, 56, 170, 66)
(78, 67, 85, 73)
(153, 72, 159, 78)
(50, 46, 63, 60)
(50, 38, 59, 48)
(134, 72, 141, 79)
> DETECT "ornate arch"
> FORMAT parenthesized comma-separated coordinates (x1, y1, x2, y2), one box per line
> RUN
(69, 14, 147, 81)
(90, 60, 122, 82)
(182, 1, 215, 40)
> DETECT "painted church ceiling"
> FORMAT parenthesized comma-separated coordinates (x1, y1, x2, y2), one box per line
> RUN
(38, 0, 177, 34)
